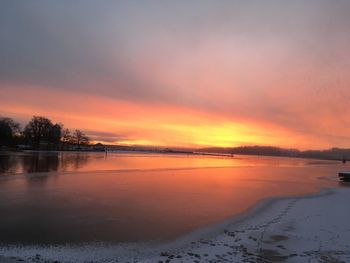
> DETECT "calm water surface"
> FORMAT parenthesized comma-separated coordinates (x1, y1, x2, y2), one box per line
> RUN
(0, 151, 347, 245)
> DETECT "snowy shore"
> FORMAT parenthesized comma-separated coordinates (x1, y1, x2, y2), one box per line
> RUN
(1, 187, 350, 263)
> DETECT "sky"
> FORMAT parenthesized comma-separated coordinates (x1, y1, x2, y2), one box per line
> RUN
(1, 0, 350, 149)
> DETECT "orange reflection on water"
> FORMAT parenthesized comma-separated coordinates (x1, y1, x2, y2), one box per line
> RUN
(0, 152, 344, 244)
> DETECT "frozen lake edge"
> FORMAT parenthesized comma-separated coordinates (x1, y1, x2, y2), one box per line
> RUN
(1, 186, 350, 262)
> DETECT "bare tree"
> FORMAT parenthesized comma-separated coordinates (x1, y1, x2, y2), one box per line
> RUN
(61, 128, 73, 144)
(73, 130, 89, 148)
(23, 116, 62, 149)
(48, 123, 62, 146)
(0, 117, 20, 147)
(24, 116, 53, 148)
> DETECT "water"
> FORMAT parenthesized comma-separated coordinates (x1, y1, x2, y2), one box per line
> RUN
(0, 151, 347, 245)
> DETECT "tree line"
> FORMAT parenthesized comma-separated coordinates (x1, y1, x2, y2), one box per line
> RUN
(198, 145, 349, 161)
(0, 116, 90, 150)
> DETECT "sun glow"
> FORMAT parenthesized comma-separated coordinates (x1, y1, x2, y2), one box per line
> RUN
(0, 84, 320, 149)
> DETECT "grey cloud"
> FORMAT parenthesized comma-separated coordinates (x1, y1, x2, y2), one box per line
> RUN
(2, 0, 350, 96)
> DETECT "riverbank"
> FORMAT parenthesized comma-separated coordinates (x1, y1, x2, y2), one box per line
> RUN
(1, 186, 349, 262)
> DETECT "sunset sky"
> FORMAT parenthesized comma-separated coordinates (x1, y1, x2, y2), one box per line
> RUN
(1, 0, 350, 149)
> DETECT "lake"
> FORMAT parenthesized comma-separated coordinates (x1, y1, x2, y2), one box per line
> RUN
(0, 151, 346, 245)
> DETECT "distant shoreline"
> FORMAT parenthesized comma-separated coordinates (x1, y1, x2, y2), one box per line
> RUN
(1, 148, 348, 162)
(0, 148, 234, 159)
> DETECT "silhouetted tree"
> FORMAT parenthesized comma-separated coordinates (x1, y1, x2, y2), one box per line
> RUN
(23, 116, 62, 149)
(24, 116, 53, 148)
(0, 117, 20, 147)
(0, 116, 93, 151)
(61, 128, 73, 144)
(48, 123, 62, 146)
(72, 129, 89, 148)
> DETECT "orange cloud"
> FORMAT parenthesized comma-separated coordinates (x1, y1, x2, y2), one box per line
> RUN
(0, 83, 329, 149)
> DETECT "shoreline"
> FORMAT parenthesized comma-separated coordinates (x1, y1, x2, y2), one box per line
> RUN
(1, 149, 346, 163)
(1, 186, 350, 262)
